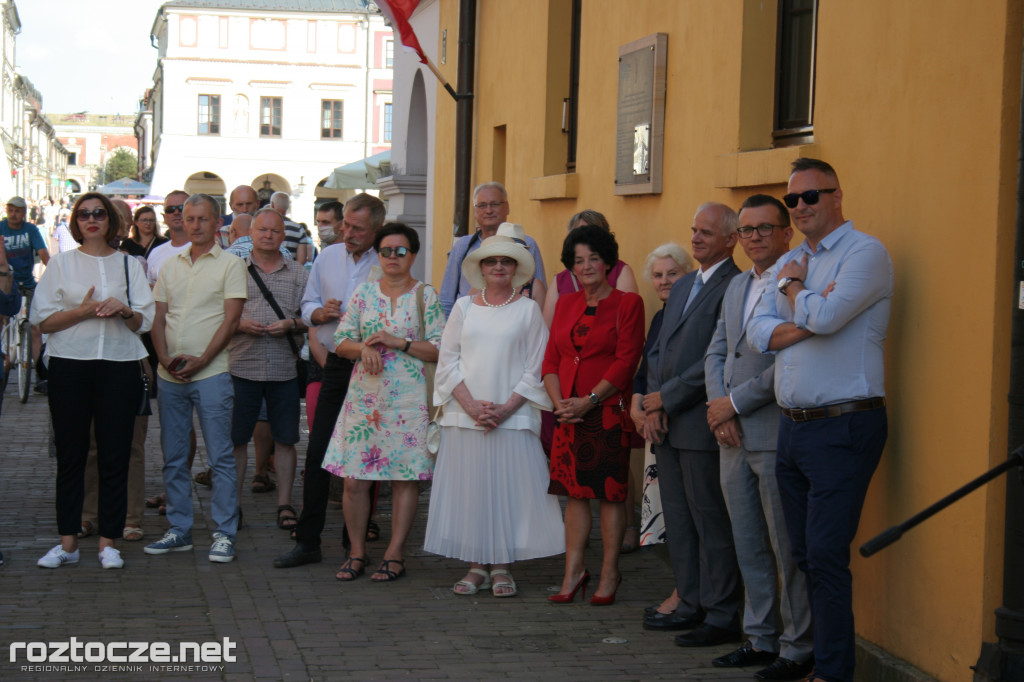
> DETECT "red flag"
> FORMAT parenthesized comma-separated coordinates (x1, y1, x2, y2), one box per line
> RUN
(376, 0, 427, 65)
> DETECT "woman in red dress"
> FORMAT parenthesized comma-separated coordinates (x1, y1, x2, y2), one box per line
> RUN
(543, 225, 645, 605)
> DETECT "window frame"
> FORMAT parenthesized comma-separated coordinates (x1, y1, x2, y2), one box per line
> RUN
(198, 94, 221, 136)
(259, 96, 282, 138)
(383, 102, 393, 142)
(321, 99, 343, 139)
(773, 0, 817, 146)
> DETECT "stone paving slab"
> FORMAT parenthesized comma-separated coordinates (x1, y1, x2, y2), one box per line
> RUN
(0, 385, 759, 681)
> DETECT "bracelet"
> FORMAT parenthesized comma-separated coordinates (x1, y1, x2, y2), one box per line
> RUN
(403, 340, 412, 353)
(0, 270, 10, 277)
(120, 310, 133, 319)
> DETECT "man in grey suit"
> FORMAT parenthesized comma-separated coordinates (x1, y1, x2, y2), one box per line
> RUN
(704, 195, 814, 681)
(643, 202, 742, 647)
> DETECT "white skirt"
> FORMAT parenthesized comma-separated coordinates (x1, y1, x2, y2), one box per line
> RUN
(423, 426, 565, 564)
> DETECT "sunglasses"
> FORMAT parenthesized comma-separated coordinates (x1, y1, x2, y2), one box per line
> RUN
(164, 205, 185, 214)
(76, 208, 108, 221)
(782, 188, 837, 209)
(474, 201, 506, 210)
(378, 246, 410, 258)
(736, 223, 783, 239)
(481, 257, 517, 267)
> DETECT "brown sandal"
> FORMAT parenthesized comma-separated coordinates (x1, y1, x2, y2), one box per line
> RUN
(253, 474, 276, 493)
(276, 505, 297, 530)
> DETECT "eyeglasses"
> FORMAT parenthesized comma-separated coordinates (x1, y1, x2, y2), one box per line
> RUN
(76, 208, 108, 221)
(474, 201, 506, 210)
(782, 188, 837, 209)
(378, 246, 410, 258)
(481, 257, 517, 267)
(164, 205, 185, 214)
(736, 223, 783, 239)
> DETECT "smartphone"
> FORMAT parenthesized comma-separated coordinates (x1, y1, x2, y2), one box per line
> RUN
(168, 356, 186, 372)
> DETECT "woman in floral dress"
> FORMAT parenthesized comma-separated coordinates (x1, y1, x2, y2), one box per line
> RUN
(321, 223, 444, 582)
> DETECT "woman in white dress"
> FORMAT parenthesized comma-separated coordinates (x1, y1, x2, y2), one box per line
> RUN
(424, 231, 565, 597)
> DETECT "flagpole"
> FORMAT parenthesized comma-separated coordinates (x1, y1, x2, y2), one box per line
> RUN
(421, 55, 461, 102)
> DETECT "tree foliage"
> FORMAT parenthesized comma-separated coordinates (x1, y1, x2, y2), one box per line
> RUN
(103, 148, 138, 182)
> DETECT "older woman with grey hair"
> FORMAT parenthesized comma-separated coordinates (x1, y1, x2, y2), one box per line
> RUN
(630, 242, 695, 613)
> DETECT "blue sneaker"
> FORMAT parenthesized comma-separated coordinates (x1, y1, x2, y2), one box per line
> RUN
(144, 531, 193, 555)
(208, 533, 235, 563)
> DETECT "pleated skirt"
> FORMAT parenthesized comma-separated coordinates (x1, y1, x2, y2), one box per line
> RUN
(423, 426, 565, 564)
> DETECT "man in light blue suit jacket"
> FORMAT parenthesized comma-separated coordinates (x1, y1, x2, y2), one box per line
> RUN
(704, 195, 813, 681)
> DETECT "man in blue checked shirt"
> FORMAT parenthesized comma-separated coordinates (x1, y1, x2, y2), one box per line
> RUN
(747, 158, 894, 682)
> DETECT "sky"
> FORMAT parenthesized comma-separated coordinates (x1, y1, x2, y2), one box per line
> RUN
(14, 0, 167, 115)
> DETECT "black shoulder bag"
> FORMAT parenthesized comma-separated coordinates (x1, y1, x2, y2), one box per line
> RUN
(247, 263, 307, 393)
(124, 256, 153, 416)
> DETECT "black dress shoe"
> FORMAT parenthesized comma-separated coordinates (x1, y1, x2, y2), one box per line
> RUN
(273, 544, 323, 568)
(754, 656, 815, 681)
(642, 610, 704, 631)
(673, 623, 742, 647)
(712, 641, 778, 668)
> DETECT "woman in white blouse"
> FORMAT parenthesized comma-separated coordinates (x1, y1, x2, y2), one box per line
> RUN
(423, 233, 565, 597)
(30, 192, 155, 570)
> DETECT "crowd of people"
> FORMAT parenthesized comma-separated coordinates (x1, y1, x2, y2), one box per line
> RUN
(1, 156, 892, 682)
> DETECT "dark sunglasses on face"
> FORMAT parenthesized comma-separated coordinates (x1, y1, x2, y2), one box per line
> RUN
(481, 257, 516, 267)
(378, 246, 410, 258)
(164, 205, 184, 214)
(76, 208, 108, 221)
(737, 223, 783, 239)
(782, 188, 837, 209)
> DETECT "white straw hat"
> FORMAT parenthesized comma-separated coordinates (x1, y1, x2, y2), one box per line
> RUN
(462, 233, 535, 290)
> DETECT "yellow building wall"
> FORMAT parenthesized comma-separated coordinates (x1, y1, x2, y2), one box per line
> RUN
(428, 2, 1021, 679)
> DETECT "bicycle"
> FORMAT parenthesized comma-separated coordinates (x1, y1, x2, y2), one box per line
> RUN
(1, 286, 33, 403)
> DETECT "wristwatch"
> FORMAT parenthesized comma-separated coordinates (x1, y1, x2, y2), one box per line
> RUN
(588, 392, 601, 405)
(0, 269, 10, 277)
(777, 277, 802, 294)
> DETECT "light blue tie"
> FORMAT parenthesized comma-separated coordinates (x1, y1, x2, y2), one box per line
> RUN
(683, 273, 704, 312)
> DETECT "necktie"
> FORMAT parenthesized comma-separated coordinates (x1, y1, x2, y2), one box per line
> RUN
(683, 273, 704, 312)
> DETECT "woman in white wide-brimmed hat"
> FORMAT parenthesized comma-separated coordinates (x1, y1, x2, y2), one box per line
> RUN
(423, 232, 564, 598)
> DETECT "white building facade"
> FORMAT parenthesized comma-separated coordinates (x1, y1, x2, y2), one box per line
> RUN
(146, 0, 393, 226)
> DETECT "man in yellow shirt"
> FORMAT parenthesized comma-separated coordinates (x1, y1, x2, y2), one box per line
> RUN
(146, 193, 247, 563)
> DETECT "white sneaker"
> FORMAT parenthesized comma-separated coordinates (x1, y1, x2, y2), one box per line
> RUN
(98, 546, 124, 569)
(37, 545, 79, 568)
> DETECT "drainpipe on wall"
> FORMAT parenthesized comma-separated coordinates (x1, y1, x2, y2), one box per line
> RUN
(974, 21, 1024, 682)
(452, 0, 476, 237)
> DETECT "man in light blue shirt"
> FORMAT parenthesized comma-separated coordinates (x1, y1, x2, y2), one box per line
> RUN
(747, 158, 893, 682)
(438, 182, 545, 316)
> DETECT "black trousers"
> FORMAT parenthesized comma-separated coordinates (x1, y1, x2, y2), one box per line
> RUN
(49, 357, 140, 539)
(294, 354, 353, 548)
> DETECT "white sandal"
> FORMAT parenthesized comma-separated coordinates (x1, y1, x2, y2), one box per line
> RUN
(452, 567, 492, 595)
(489, 569, 518, 598)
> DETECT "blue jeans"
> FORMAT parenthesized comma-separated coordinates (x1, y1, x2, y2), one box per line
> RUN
(158, 373, 238, 539)
(776, 408, 887, 682)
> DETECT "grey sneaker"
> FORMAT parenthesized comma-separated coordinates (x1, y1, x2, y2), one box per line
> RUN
(37, 545, 79, 568)
(98, 546, 124, 569)
(208, 533, 235, 563)
(144, 531, 193, 555)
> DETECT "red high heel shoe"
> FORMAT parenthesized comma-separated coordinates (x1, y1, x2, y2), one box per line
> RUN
(547, 570, 591, 603)
(589, 576, 622, 606)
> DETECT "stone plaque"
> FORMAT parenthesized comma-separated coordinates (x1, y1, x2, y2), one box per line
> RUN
(615, 33, 667, 195)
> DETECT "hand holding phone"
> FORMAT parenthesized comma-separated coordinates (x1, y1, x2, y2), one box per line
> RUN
(168, 356, 186, 372)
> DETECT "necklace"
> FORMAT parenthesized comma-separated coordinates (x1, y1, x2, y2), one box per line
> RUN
(481, 288, 516, 308)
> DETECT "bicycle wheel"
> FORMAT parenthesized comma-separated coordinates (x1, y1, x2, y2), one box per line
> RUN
(17, 320, 31, 403)
(0, 324, 10, 395)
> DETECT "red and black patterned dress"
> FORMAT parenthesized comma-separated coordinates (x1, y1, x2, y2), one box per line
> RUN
(548, 306, 631, 502)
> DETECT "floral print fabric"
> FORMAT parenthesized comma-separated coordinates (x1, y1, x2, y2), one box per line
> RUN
(322, 281, 445, 481)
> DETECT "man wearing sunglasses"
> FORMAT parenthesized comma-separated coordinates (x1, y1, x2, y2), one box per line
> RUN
(748, 158, 893, 682)
(146, 191, 191, 287)
(704, 195, 813, 681)
(438, 182, 546, 317)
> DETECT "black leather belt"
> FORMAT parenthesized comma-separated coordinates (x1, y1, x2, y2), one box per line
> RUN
(781, 397, 886, 422)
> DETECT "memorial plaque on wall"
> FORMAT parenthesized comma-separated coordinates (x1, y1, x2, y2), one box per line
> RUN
(615, 33, 667, 195)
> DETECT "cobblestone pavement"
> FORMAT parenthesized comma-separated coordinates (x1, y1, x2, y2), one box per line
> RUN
(0, 384, 761, 682)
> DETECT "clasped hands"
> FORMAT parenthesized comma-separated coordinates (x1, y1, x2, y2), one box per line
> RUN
(240, 318, 294, 337)
(359, 331, 406, 374)
(462, 398, 516, 432)
(78, 286, 132, 321)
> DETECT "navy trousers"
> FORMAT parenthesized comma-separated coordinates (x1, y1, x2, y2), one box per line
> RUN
(775, 407, 887, 682)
